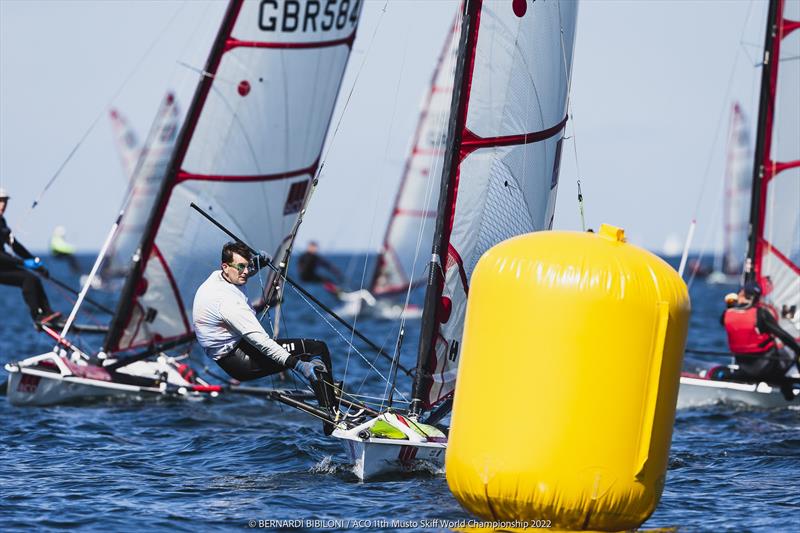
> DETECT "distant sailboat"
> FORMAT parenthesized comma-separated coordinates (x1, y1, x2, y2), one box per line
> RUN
(109, 107, 144, 181)
(331, 0, 579, 479)
(707, 103, 753, 285)
(333, 15, 460, 321)
(5, 0, 364, 406)
(679, 0, 799, 408)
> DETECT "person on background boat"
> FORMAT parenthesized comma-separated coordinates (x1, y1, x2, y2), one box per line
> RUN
(721, 281, 800, 384)
(297, 241, 343, 287)
(0, 187, 61, 327)
(49, 225, 81, 275)
(193, 241, 326, 382)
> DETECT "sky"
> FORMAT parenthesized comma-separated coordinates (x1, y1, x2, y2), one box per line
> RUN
(0, 0, 774, 255)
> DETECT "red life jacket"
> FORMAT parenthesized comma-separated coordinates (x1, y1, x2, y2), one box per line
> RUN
(723, 306, 776, 354)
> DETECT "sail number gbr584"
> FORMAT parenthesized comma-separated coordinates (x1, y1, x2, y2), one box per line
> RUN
(259, 0, 360, 33)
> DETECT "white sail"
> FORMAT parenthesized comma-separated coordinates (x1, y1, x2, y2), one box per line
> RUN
(105, 0, 364, 352)
(753, 0, 799, 338)
(414, 0, 578, 411)
(370, 17, 460, 298)
(721, 103, 752, 275)
(101, 92, 180, 283)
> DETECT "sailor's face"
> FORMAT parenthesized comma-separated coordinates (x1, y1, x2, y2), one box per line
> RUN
(222, 252, 250, 285)
(0, 199, 7, 215)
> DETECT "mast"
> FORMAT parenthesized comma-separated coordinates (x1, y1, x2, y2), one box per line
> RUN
(410, 1, 480, 417)
(104, 1, 243, 352)
(744, 0, 781, 283)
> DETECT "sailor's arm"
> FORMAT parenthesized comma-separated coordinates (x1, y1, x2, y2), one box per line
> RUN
(219, 299, 297, 367)
(758, 308, 800, 355)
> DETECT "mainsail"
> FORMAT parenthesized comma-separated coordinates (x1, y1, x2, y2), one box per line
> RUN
(369, 17, 460, 298)
(411, 0, 578, 414)
(747, 0, 800, 339)
(101, 92, 180, 283)
(104, 0, 363, 352)
(721, 103, 753, 276)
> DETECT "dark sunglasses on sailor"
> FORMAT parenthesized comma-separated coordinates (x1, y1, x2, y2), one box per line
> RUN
(226, 262, 250, 273)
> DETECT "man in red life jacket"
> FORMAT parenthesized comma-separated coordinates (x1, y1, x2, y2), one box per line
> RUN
(721, 281, 800, 384)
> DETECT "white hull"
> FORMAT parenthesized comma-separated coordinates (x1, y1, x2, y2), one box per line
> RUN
(331, 413, 446, 480)
(678, 375, 797, 409)
(335, 432, 446, 480)
(333, 289, 423, 321)
(5, 351, 206, 406)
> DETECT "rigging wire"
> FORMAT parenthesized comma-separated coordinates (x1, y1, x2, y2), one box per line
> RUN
(557, 8, 585, 232)
(683, 0, 761, 286)
(19, 1, 191, 232)
(285, 279, 408, 402)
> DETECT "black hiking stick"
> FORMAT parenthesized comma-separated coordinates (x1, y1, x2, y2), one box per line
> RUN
(190, 202, 413, 377)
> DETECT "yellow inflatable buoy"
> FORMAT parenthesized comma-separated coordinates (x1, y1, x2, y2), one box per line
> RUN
(446, 224, 690, 531)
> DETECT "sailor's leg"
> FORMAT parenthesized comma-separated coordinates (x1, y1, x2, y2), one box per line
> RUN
(0, 269, 49, 318)
(216, 341, 287, 381)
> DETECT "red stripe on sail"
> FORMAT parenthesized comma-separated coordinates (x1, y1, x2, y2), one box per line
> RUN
(761, 238, 800, 276)
(447, 243, 469, 296)
(459, 116, 569, 160)
(224, 30, 357, 52)
(152, 245, 191, 334)
(176, 159, 318, 184)
(765, 159, 800, 181)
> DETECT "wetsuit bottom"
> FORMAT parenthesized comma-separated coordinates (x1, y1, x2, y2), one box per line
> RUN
(0, 269, 52, 319)
(216, 339, 291, 382)
(735, 347, 795, 382)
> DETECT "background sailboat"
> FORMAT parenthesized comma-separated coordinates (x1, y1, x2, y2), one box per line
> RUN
(678, 0, 799, 408)
(330, 0, 579, 479)
(5, 0, 364, 406)
(707, 103, 753, 285)
(333, 16, 460, 321)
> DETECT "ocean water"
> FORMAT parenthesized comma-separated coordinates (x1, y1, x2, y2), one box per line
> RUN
(1, 254, 798, 532)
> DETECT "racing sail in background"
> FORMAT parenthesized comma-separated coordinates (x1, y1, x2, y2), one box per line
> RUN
(98, 92, 180, 285)
(110, 108, 143, 180)
(103, 0, 364, 352)
(368, 17, 460, 299)
(411, 0, 578, 415)
(721, 103, 753, 276)
(747, 0, 800, 339)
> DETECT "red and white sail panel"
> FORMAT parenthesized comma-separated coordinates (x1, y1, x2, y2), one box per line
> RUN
(370, 17, 460, 298)
(420, 0, 578, 408)
(107, 0, 363, 351)
(754, 0, 799, 338)
(722, 103, 753, 275)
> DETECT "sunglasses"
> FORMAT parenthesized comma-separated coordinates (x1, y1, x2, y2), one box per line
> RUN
(226, 262, 250, 273)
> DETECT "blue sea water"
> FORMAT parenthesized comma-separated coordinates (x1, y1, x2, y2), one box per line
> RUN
(1, 254, 798, 532)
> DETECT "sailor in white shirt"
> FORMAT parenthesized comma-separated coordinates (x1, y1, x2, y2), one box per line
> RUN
(193, 241, 324, 382)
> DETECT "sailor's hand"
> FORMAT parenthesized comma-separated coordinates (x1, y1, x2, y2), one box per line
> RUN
(295, 359, 327, 380)
(23, 257, 46, 272)
(248, 250, 271, 273)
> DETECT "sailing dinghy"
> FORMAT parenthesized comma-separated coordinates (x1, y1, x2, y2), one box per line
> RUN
(707, 103, 753, 285)
(678, 0, 799, 409)
(328, 0, 578, 479)
(332, 16, 460, 321)
(5, 0, 364, 406)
